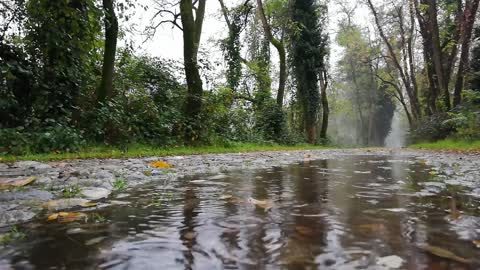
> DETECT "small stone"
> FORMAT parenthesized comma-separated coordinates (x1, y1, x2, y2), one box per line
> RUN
(0, 210, 36, 226)
(94, 170, 115, 181)
(126, 171, 146, 182)
(81, 187, 111, 200)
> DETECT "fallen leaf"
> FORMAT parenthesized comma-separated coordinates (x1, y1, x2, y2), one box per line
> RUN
(183, 231, 196, 240)
(473, 240, 480, 248)
(358, 223, 386, 232)
(85, 236, 106, 246)
(304, 154, 311, 158)
(149, 161, 174, 168)
(295, 225, 315, 236)
(417, 243, 470, 264)
(0, 176, 36, 190)
(219, 194, 233, 200)
(42, 198, 90, 211)
(247, 197, 273, 210)
(80, 202, 97, 208)
(47, 212, 88, 223)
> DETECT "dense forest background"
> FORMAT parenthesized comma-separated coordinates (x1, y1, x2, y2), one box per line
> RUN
(1, 0, 479, 155)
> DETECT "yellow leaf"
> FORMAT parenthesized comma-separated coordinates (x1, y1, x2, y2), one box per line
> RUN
(47, 213, 59, 221)
(47, 212, 88, 223)
(304, 154, 311, 158)
(80, 202, 97, 208)
(149, 161, 174, 168)
(0, 176, 36, 190)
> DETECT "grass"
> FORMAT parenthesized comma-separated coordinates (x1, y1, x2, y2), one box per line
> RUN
(409, 139, 480, 151)
(0, 143, 332, 162)
(0, 226, 26, 246)
(112, 177, 128, 191)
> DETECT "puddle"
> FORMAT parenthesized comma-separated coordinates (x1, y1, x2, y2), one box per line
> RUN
(1, 155, 480, 269)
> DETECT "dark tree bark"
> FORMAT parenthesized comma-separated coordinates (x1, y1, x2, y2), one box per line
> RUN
(319, 70, 329, 141)
(255, 0, 286, 107)
(453, 0, 480, 106)
(97, 0, 118, 102)
(180, 0, 206, 143)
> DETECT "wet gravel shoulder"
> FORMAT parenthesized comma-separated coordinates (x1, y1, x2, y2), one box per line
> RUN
(0, 148, 479, 227)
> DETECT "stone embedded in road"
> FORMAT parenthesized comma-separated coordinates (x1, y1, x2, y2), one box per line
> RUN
(81, 187, 111, 200)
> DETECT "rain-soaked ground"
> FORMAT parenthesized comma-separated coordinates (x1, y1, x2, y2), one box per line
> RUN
(1, 153, 480, 269)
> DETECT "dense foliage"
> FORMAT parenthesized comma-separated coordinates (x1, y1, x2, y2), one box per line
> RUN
(1, 0, 479, 155)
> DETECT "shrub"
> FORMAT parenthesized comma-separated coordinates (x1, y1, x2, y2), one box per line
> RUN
(0, 128, 31, 155)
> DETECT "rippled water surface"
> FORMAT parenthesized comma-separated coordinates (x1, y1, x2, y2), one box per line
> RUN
(2, 155, 480, 269)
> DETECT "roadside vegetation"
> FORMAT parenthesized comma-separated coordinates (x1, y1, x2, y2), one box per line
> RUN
(0, 143, 331, 162)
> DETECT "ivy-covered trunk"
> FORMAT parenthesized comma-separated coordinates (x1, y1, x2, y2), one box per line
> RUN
(180, 0, 206, 143)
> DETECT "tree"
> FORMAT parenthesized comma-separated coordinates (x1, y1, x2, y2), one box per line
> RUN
(151, 0, 207, 142)
(97, 0, 119, 102)
(366, 0, 421, 123)
(413, 0, 480, 109)
(25, 0, 100, 121)
(256, 0, 287, 107)
(290, 0, 328, 144)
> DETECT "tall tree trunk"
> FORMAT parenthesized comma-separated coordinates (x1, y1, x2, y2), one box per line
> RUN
(97, 0, 118, 102)
(427, 0, 451, 110)
(319, 70, 329, 141)
(256, 0, 286, 107)
(453, 0, 480, 106)
(180, 0, 206, 143)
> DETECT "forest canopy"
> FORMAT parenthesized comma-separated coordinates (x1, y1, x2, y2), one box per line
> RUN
(1, 0, 479, 155)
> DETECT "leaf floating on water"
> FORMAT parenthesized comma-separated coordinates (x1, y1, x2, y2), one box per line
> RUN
(0, 176, 36, 190)
(358, 223, 386, 232)
(247, 197, 273, 210)
(429, 170, 438, 176)
(184, 231, 196, 240)
(85, 236, 107, 246)
(473, 240, 480, 248)
(416, 243, 470, 264)
(304, 154, 311, 158)
(295, 225, 315, 236)
(47, 212, 88, 223)
(354, 171, 371, 174)
(149, 161, 174, 168)
(219, 194, 233, 200)
(42, 198, 90, 211)
(376, 255, 404, 268)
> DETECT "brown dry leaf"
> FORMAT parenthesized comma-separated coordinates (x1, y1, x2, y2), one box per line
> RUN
(473, 240, 480, 248)
(304, 154, 311, 158)
(247, 197, 273, 210)
(0, 176, 36, 190)
(359, 223, 386, 232)
(416, 244, 470, 264)
(295, 225, 315, 236)
(149, 161, 174, 168)
(47, 212, 88, 223)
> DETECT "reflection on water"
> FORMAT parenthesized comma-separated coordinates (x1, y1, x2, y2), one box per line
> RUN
(2, 155, 480, 269)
